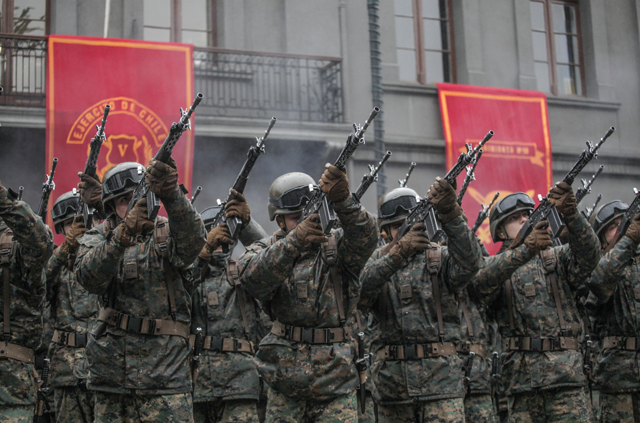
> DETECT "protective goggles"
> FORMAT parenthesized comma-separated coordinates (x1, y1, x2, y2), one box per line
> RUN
(595, 200, 628, 225)
(200, 206, 223, 231)
(378, 195, 418, 219)
(103, 167, 144, 197)
(269, 185, 315, 210)
(495, 192, 535, 215)
(51, 197, 81, 222)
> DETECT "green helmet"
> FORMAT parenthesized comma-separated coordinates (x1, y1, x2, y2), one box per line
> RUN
(589, 200, 628, 242)
(377, 187, 419, 229)
(101, 162, 144, 214)
(489, 192, 535, 242)
(267, 172, 316, 221)
(51, 190, 81, 235)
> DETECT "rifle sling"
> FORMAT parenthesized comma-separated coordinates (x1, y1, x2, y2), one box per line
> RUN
(154, 220, 178, 319)
(426, 246, 445, 341)
(460, 299, 474, 339)
(226, 260, 251, 338)
(322, 234, 347, 325)
(541, 249, 568, 333)
(505, 279, 515, 332)
(1, 230, 14, 342)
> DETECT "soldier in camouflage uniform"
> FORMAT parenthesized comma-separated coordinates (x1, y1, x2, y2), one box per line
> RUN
(190, 194, 270, 423)
(472, 184, 601, 422)
(359, 181, 484, 423)
(74, 159, 206, 422)
(0, 183, 54, 422)
(237, 167, 378, 423)
(585, 200, 640, 422)
(44, 190, 100, 422)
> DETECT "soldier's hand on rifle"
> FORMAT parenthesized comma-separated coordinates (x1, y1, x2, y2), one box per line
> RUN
(200, 224, 233, 259)
(319, 164, 350, 204)
(225, 189, 251, 228)
(428, 177, 462, 224)
(389, 223, 430, 265)
(118, 198, 154, 246)
(548, 181, 577, 218)
(60, 215, 87, 257)
(145, 157, 179, 199)
(293, 213, 328, 248)
(0, 184, 14, 214)
(524, 221, 552, 254)
(77, 172, 104, 212)
(625, 212, 640, 244)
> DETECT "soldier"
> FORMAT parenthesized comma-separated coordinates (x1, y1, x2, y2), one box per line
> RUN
(359, 181, 484, 422)
(585, 200, 640, 422)
(472, 185, 601, 422)
(74, 160, 206, 422)
(237, 167, 378, 423)
(45, 190, 99, 422)
(190, 195, 270, 423)
(0, 183, 54, 422)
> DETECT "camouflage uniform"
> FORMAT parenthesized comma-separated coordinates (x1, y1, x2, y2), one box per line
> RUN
(44, 243, 100, 422)
(74, 186, 206, 422)
(237, 195, 378, 422)
(0, 199, 54, 422)
(191, 219, 268, 423)
(586, 235, 640, 422)
(473, 213, 600, 422)
(359, 216, 484, 422)
(354, 308, 380, 423)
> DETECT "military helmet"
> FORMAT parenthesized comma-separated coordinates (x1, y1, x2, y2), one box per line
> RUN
(200, 205, 223, 232)
(101, 162, 144, 213)
(268, 172, 316, 221)
(489, 192, 535, 242)
(51, 190, 81, 235)
(589, 200, 628, 241)
(377, 187, 420, 229)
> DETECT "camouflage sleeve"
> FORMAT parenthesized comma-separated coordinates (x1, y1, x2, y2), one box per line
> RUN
(557, 212, 602, 290)
(1, 200, 54, 282)
(334, 195, 378, 273)
(238, 217, 269, 247)
(75, 225, 127, 295)
(358, 248, 392, 309)
(44, 246, 66, 302)
(164, 186, 207, 267)
(586, 235, 636, 303)
(441, 215, 484, 293)
(238, 235, 302, 302)
(472, 244, 535, 304)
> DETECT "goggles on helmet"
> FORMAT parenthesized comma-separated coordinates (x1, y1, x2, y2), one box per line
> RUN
(268, 185, 315, 210)
(595, 200, 628, 226)
(378, 195, 418, 219)
(495, 193, 536, 215)
(51, 197, 80, 223)
(103, 166, 144, 198)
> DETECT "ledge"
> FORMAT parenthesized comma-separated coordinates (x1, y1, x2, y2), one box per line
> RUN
(542, 96, 620, 110)
(382, 83, 438, 96)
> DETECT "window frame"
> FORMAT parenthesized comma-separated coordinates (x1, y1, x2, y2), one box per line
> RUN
(143, 0, 216, 47)
(0, 0, 50, 36)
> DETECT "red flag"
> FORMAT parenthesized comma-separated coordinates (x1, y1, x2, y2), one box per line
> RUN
(46, 35, 195, 244)
(438, 83, 552, 255)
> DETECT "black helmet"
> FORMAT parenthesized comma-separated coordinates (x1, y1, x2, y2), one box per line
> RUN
(200, 205, 223, 233)
(101, 162, 144, 214)
(51, 190, 81, 235)
(589, 200, 628, 242)
(377, 187, 420, 229)
(267, 172, 316, 221)
(489, 192, 535, 242)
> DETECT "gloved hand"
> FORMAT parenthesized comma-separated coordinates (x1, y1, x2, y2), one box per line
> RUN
(319, 164, 350, 203)
(225, 189, 251, 228)
(0, 184, 14, 214)
(389, 223, 430, 265)
(625, 212, 640, 244)
(524, 221, 552, 255)
(145, 157, 179, 199)
(118, 198, 155, 245)
(199, 224, 233, 259)
(293, 213, 328, 248)
(59, 215, 87, 257)
(427, 177, 462, 224)
(548, 181, 577, 218)
(77, 172, 104, 212)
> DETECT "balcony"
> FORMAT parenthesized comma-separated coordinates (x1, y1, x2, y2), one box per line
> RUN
(0, 35, 47, 108)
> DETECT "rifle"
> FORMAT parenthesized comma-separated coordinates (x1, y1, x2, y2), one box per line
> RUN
(457, 150, 483, 205)
(511, 127, 615, 249)
(34, 358, 50, 422)
(355, 332, 369, 414)
(192, 327, 204, 389)
(490, 352, 502, 412)
(583, 194, 603, 220)
(576, 165, 604, 205)
(208, 117, 276, 252)
(37, 158, 58, 221)
(354, 150, 391, 202)
(603, 187, 640, 254)
(395, 130, 493, 241)
(398, 162, 416, 188)
(17, 186, 23, 201)
(79, 104, 110, 229)
(298, 108, 380, 234)
(128, 93, 204, 220)
(463, 351, 476, 395)
(190, 186, 202, 204)
(472, 192, 500, 235)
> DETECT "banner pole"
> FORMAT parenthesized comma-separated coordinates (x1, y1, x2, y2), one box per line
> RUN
(104, 0, 111, 38)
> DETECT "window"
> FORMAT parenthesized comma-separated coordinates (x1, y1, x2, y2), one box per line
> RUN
(143, 0, 215, 47)
(530, 0, 583, 96)
(0, 0, 48, 35)
(394, 0, 453, 84)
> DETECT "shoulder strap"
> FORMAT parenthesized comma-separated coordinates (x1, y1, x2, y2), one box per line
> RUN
(154, 218, 177, 321)
(379, 282, 388, 338)
(504, 279, 516, 332)
(0, 229, 14, 343)
(426, 245, 445, 343)
(540, 248, 568, 334)
(460, 299, 474, 339)
(322, 232, 346, 326)
(227, 259, 250, 338)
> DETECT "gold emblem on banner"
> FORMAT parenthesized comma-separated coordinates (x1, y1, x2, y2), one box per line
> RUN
(460, 140, 545, 167)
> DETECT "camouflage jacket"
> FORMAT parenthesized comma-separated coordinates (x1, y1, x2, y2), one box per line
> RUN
(0, 201, 53, 406)
(473, 213, 600, 396)
(359, 216, 484, 404)
(237, 196, 378, 401)
(45, 245, 100, 388)
(586, 236, 640, 393)
(190, 219, 268, 403)
(459, 287, 492, 395)
(75, 187, 206, 395)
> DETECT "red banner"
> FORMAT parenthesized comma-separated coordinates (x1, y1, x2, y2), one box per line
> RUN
(438, 83, 552, 255)
(46, 35, 195, 244)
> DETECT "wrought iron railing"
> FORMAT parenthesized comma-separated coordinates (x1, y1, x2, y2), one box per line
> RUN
(194, 47, 344, 123)
(0, 35, 47, 107)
